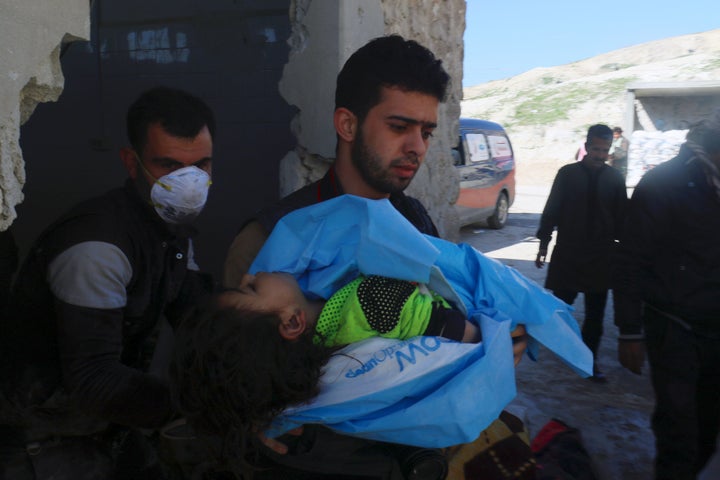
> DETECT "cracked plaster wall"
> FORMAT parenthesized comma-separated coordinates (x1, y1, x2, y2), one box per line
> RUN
(0, 0, 89, 231)
(280, 0, 465, 239)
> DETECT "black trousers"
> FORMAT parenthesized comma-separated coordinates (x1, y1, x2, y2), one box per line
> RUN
(0, 437, 114, 480)
(0, 429, 164, 480)
(644, 307, 720, 480)
(552, 289, 608, 360)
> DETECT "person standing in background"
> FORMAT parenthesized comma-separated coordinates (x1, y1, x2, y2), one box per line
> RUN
(574, 141, 587, 161)
(613, 113, 720, 480)
(536, 124, 628, 382)
(608, 126, 630, 179)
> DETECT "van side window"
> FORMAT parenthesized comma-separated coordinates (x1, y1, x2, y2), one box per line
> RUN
(487, 134, 514, 170)
(465, 133, 490, 164)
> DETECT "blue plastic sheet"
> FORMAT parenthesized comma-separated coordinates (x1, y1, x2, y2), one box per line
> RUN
(252, 195, 592, 447)
(253, 195, 440, 300)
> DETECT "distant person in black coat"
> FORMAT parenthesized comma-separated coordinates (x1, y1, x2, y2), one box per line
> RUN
(535, 124, 628, 382)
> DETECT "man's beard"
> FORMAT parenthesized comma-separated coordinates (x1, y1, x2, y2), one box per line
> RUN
(350, 128, 417, 194)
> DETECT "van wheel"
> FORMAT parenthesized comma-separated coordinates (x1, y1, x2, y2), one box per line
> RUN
(487, 192, 509, 229)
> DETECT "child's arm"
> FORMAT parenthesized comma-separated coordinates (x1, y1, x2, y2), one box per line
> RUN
(464, 321, 528, 364)
(511, 324, 528, 366)
(424, 304, 482, 343)
(461, 320, 482, 343)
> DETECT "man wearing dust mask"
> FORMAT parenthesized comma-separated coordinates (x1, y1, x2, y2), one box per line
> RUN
(0, 87, 215, 480)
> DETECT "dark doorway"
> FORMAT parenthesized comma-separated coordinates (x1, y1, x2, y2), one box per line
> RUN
(15, 0, 295, 279)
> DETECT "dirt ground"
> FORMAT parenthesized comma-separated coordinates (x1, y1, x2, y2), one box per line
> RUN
(457, 183, 719, 480)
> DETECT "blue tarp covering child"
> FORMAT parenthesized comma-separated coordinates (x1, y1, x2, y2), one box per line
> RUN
(251, 195, 592, 448)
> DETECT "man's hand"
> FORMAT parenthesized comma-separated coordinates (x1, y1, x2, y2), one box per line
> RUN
(258, 426, 303, 455)
(535, 250, 547, 269)
(618, 340, 645, 375)
(511, 324, 528, 366)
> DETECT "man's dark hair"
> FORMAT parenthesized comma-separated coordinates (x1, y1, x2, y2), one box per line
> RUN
(170, 294, 331, 476)
(126, 86, 216, 154)
(687, 117, 720, 154)
(613, 127, 623, 134)
(586, 124, 613, 144)
(335, 35, 450, 123)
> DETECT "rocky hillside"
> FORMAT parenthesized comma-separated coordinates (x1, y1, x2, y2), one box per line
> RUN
(461, 29, 720, 186)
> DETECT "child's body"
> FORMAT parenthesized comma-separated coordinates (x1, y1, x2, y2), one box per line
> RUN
(268, 271, 479, 343)
(216, 271, 482, 346)
(171, 271, 486, 470)
(317, 274, 475, 345)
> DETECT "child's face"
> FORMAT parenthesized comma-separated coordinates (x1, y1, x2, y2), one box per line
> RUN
(223, 272, 306, 314)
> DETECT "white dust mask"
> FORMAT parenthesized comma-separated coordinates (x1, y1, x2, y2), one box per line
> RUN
(150, 166, 211, 224)
(134, 153, 212, 224)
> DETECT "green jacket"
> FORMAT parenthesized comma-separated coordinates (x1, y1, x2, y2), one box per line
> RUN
(315, 275, 452, 347)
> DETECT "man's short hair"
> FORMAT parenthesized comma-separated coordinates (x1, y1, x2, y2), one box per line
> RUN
(687, 114, 720, 154)
(613, 127, 623, 134)
(126, 86, 216, 154)
(587, 124, 613, 143)
(335, 35, 450, 123)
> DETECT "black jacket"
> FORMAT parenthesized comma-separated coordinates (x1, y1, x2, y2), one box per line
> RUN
(257, 166, 439, 237)
(1, 180, 211, 438)
(613, 145, 720, 336)
(537, 162, 627, 292)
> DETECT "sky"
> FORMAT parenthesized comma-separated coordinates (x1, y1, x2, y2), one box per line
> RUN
(463, 0, 718, 86)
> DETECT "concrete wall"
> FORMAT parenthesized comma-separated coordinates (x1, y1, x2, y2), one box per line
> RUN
(279, 0, 465, 240)
(0, 0, 90, 231)
(383, 0, 465, 240)
(627, 89, 720, 186)
(634, 95, 720, 131)
(277, 0, 385, 196)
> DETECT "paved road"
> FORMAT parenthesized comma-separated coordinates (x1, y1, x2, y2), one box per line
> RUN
(458, 185, 719, 480)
